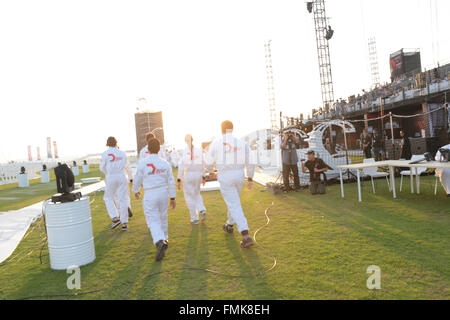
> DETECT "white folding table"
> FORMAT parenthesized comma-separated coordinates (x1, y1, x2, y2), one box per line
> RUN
(338, 160, 450, 202)
(386, 160, 450, 196)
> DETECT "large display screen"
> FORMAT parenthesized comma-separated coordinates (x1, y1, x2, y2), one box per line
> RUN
(390, 49, 421, 81)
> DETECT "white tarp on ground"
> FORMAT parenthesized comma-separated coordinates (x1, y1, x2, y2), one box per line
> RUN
(253, 168, 280, 187)
(0, 180, 105, 264)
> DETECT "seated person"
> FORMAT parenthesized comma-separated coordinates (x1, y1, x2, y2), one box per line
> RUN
(301, 150, 329, 195)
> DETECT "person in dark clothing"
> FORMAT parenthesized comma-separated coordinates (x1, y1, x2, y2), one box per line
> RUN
(361, 129, 373, 159)
(400, 130, 412, 160)
(281, 132, 301, 193)
(301, 150, 329, 195)
(372, 128, 384, 161)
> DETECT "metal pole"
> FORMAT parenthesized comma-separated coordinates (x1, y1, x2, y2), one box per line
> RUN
(445, 92, 449, 144)
(379, 97, 385, 131)
(342, 118, 350, 181)
(390, 112, 395, 160)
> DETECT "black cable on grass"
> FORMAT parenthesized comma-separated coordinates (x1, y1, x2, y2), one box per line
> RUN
(253, 201, 277, 274)
(17, 289, 104, 300)
(13, 200, 278, 299)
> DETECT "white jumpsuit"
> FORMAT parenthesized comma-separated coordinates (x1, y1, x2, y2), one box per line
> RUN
(177, 146, 206, 222)
(139, 145, 166, 161)
(132, 154, 176, 244)
(100, 147, 133, 224)
(206, 133, 255, 233)
(435, 144, 450, 195)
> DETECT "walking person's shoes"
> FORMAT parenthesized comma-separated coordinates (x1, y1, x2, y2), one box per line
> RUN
(199, 210, 206, 221)
(155, 240, 169, 262)
(109, 219, 121, 230)
(128, 207, 133, 218)
(222, 224, 234, 234)
(191, 220, 199, 225)
(240, 236, 254, 249)
(121, 224, 128, 231)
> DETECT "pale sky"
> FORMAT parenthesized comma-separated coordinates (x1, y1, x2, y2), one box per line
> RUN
(1, 0, 449, 162)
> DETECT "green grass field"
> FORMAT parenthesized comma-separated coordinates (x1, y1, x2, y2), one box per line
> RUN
(0, 167, 448, 300)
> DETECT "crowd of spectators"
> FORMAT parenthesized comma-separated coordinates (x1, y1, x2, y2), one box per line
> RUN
(311, 63, 450, 119)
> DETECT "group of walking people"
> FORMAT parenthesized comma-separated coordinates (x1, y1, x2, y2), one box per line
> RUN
(100, 121, 255, 261)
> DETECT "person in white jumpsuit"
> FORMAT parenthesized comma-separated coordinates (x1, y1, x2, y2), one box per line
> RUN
(133, 138, 176, 261)
(177, 134, 207, 224)
(100, 137, 133, 231)
(206, 120, 256, 249)
(139, 132, 166, 160)
(435, 144, 450, 196)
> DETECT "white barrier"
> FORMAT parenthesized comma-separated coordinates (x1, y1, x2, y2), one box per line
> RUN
(40, 171, 50, 183)
(18, 174, 29, 188)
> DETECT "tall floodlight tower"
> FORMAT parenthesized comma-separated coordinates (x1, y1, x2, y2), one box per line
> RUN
(264, 40, 278, 131)
(368, 37, 381, 89)
(306, 1, 335, 110)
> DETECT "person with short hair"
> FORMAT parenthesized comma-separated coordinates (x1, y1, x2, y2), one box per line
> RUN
(400, 130, 412, 160)
(139, 132, 166, 160)
(281, 131, 301, 193)
(133, 138, 176, 261)
(100, 136, 133, 231)
(301, 150, 329, 195)
(372, 128, 384, 161)
(361, 129, 373, 159)
(177, 134, 207, 224)
(206, 120, 256, 248)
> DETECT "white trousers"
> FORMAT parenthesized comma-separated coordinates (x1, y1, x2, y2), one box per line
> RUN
(115, 192, 130, 211)
(143, 188, 169, 244)
(104, 174, 129, 224)
(218, 171, 249, 233)
(183, 172, 206, 222)
(436, 169, 450, 194)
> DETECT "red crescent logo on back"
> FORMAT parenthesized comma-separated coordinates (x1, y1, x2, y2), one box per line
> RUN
(108, 154, 116, 162)
(223, 143, 232, 153)
(146, 163, 156, 174)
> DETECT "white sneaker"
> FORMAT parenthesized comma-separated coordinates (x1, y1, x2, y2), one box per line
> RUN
(199, 210, 206, 221)
(191, 220, 199, 225)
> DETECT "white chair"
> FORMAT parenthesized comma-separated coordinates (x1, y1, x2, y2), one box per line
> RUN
(362, 159, 391, 194)
(399, 155, 427, 192)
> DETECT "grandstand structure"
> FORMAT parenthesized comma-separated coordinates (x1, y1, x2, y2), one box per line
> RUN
(305, 58, 450, 157)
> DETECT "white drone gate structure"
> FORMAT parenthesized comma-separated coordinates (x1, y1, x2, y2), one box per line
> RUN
(243, 120, 357, 186)
(297, 120, 356, 185)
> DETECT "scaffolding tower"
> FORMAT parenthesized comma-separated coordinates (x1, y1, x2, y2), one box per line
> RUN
(368, 37, 381, 89)
(310, 0, 335, 110)
(264, 40, 278, 131)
